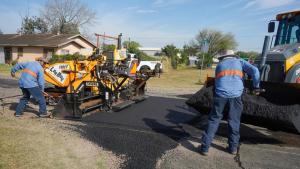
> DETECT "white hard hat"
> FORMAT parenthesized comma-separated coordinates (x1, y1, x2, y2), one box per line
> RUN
(217, 50, 235, 59)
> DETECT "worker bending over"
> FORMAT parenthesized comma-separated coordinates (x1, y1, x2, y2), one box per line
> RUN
(11, 57, 49, 117)
(200, 50, 260, 155)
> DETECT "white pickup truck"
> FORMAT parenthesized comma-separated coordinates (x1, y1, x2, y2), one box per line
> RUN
(127, 53, 163, 72)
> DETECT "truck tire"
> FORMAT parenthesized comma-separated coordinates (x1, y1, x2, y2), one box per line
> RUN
(139, 66, 151, 74)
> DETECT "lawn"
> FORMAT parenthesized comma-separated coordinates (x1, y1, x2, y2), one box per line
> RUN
(0, 64, 12, 74)
(0, 116, 112, 169)
(147, 67, 214, 91)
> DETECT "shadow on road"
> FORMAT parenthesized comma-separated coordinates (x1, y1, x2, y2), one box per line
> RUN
(189, 114, 300, 147)
(1, 100, 40, 116)
(142, 109, 287, 155)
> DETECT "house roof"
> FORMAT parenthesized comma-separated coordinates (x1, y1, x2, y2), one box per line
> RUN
(0, 34, 96, 48)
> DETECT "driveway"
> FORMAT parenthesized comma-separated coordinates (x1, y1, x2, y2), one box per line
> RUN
(73, 95, 300, 169)
(1, 76, 300, 169)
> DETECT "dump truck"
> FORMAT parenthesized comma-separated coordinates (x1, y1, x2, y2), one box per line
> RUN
(186, 10, 300, 133)
(43, 34, 160, 119)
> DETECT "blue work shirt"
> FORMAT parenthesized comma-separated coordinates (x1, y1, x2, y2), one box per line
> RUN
(215, 56, 260, 98)
(11, 61, 45, 91)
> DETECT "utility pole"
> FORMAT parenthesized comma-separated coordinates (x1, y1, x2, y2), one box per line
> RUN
(199, 40, 209, 84)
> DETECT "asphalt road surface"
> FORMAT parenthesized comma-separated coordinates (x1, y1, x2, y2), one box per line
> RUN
(2, 77, 300, 169)
(77, 96, 199, 169)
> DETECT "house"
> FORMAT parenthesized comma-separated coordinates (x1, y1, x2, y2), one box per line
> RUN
(138, 47, 161, 57)
(188, 56, 198, 67)
(0, 34, 96, 63)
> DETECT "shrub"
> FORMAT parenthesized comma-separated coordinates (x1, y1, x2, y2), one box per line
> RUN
(49, 53, 86, 63)
(138, 52, 159, 61)
(197, 53, 213, 69)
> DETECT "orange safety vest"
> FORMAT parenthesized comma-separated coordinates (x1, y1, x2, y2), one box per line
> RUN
(216, 70, 244, 79)
(22, 69, 37, 78)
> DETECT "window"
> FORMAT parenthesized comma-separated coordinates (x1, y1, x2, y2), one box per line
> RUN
(17, 47, 23, 57)
(275, 15, 300, 46)
(61, 49, 69, 55)
(43, 48, 54, 58)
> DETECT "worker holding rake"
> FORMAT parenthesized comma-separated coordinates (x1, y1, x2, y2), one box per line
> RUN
(200, 50, 260, 156)
(11, 57, 49, 118)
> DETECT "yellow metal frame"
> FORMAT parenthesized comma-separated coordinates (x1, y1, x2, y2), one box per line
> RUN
(44, 50, 133, 94)
(285, 53, 300, 72)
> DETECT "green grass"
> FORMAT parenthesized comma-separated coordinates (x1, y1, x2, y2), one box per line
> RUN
(0, 117, 109, 169)
(0, 64, 12, 74)
(147, 66, 214, 90)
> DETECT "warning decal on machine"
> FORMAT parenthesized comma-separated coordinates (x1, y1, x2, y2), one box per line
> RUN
(45, 64, 70, 85)
(86, 81, 98, 87)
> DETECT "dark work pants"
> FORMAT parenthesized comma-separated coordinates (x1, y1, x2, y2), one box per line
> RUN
(16, 87, 47, 115)
(201, 96, 243, 152)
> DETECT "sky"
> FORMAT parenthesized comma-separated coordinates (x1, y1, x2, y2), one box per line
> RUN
(0, 0, 299, 51)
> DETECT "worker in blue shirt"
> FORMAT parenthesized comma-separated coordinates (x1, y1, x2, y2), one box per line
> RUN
(11, 57, 49, 117)
(200, 50, 260, 156)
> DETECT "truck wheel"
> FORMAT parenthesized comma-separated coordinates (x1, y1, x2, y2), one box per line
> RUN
(140, 66, 150, 73)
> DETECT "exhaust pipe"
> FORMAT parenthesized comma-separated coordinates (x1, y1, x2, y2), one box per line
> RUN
(260, 36, 270, 69)
(117, 33, 122, 50)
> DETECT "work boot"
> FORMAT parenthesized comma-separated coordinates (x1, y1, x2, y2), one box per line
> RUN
(14, 113, 23, 117)
(198, 145, 209, 156)
(39, 112, 51, 118)
(227, 147, 237, 155)
(200, 151, 209, 156)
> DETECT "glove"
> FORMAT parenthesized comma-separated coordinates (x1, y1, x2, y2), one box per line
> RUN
(252, 88, 265, 96)
(11, 72, 15, 77)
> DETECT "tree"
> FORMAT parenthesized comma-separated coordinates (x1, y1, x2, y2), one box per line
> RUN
(191, 29, 237, 68)
(179, 44, 198, 65)
(0, 29, 3, 34)
(122, 40, 157, 61)
(161, 44, 180, 69)
(182, 44, 197, 56)
(123, 41, 141, 54)
(102, 44, 116, 52)
(20, 16, 35, 34)
(41, 0, 96, 34)
(236, 51, 259, 60)
(197, 53, 213, 69)
(179, 50, 189, 65)
(19, 16, 48, 34)
(194, 29, 237, 57)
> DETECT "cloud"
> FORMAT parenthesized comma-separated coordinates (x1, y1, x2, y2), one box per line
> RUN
(125, 6, 157, 14)
(91, 11, 191, 48)
(0, 6, 22, 33)
(125, 6, 139, 10)
(220, 0, 245, 9)
(243, 0, 296, 9)
(153, 0, 191, 7)
(136, 9, 157, 14)
(0, 2, 43, 33)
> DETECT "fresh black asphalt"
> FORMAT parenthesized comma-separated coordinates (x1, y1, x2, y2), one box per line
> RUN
(4, 77, 299, 168)
(0, 78, 19, 89)
(73, 96, 200, 169)
(0, 77, 198, 168)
